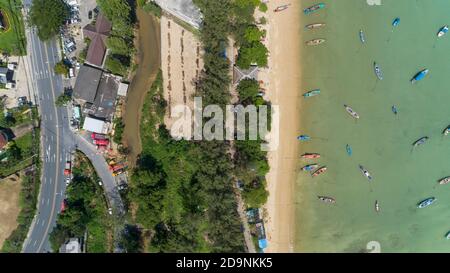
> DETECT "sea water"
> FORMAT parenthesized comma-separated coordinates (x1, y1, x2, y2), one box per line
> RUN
(296, 0, 450, 252)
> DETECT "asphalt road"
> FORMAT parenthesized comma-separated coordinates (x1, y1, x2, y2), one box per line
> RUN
(21, 1, 124, 252)
(22, 18, 67, 252)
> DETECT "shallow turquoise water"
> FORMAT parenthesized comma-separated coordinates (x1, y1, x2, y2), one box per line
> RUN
(296, 0, 450, 252)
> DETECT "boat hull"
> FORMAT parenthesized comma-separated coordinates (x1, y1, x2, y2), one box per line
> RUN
(306, 39, 326, 46)
(304, 3, 325, 15)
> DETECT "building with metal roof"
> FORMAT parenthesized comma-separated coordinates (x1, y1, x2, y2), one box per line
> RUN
(83, 13, 112, 67)
(73, 64, 103, 103)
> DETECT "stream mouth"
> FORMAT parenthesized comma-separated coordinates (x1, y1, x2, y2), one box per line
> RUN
(122, 8, 161, 167)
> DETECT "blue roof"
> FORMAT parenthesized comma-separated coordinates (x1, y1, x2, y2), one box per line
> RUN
(258, 239, 268, 249)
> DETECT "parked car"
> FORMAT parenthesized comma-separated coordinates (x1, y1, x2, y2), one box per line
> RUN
(98, 180, 103, 186)
(69, 68, 74, 78)
(17, 96, 28, 106)
(108, 207, 113, 215)
(64, 161, 71, 176)
(65, 177, 70, 186)
(88, 10, 93, 20)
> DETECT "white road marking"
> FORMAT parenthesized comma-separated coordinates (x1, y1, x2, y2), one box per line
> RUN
(47, 198, 50, 205)
(33, 240, 37, 246)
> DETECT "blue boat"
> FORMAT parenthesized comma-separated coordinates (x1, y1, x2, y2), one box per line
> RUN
(297, 135, 311, 141)
(303, 3, 325, 15)
(411, 69, 429, 83)
(437, 25, 449, 37)
(302, 164, 319, 172)
(392, 17, 400, 27)
(392, 105, 398, 115)
(417, 197, 436, 208)
(346, 144, 352, 156)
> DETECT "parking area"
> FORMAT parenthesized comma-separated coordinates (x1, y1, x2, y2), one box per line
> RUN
(60, 0, 98, 85)
(0, 55, 33, 109)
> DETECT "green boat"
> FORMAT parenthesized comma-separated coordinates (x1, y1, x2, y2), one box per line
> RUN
(304, 3, 325, 15)
(303, 89, 321, 98)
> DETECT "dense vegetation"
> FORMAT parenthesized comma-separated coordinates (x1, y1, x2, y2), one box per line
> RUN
(29, 0, 69, 41)
(231, 0, 268, 69)
(97, 0, 134, 76)
(113, 117, 124, 144)
(234, 79, 270, 208)
(49, 151, 113, 252)
(138, 0, 161, 18)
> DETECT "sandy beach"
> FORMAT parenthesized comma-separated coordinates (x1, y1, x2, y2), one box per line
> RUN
(262, 1, 302, 253)
(161, 16, 203, 134)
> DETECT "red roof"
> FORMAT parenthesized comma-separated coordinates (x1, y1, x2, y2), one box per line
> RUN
(83, 14, 112, 67)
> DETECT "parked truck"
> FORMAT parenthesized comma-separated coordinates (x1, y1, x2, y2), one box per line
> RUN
(109, 163, 126, 172)
(93, 139, 110, 146)
(91, 133, 106, 140)
(64, 161, 71, 175)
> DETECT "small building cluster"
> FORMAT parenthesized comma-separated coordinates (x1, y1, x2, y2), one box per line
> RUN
(246, 207, 268, 252)
(0, 63, 17, 89)
(73, 64, 127, 135)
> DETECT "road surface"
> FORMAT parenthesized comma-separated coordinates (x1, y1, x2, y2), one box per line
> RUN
(22, 1, 124, 252)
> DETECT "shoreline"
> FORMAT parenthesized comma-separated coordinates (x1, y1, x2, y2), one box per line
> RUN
(263, 1, 302, 253)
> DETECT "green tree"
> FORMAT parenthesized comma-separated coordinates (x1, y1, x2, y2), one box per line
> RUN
(55, 94, 71, 107)
(237, 79, 259, 102)
(107, 36, 129, 55)
(244, 26, 265, 43)
(119, 225, 143, 253)
(113, 117, 124, 144)
(234, 0, 260, 9)
(236, 41, 268, 69)
(29, 0, 70, 40)
(259, 2, 268, 12)
(105, 56, 127, 76)
(54, 61, 68, 75)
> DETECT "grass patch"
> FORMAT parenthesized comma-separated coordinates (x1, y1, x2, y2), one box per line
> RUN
(0, 105, 35, 128)
(0, 0, 26, 55)
(0, 131, 36, 178)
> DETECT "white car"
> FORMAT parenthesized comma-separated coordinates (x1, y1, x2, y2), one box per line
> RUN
(65, 177, 70, 186)
(98, 180, 103, 186)
(107, 208, 113, 215)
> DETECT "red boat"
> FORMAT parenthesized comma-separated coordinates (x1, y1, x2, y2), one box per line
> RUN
(301, 153, 320, 159)
(312, 166, 327, 177)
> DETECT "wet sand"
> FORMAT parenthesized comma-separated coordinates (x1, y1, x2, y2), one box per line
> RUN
(263, 1, 302, 253)
(122, 8, 161, 166)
